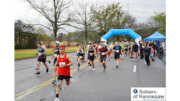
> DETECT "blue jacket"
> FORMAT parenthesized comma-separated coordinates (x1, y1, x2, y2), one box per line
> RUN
(156, 42, 160, 48)
(143, 47, 151, 56)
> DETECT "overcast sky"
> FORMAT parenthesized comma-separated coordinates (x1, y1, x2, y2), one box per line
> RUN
(14, 0, 166, 35)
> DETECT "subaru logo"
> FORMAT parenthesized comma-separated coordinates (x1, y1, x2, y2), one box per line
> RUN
(133, 89, 138, 94)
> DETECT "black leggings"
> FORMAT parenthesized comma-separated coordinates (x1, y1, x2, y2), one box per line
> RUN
(145, 55, 150, 66)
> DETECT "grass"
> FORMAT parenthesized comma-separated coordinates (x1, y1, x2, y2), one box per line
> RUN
(15, 47, 78, 59)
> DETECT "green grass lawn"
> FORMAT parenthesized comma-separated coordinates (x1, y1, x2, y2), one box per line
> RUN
(15, 47, 78, 59)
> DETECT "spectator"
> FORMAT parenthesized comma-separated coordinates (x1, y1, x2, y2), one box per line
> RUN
(132, 42, 139, 61)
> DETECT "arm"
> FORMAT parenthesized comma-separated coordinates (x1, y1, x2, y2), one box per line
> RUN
(66, 55, 73, 67)
(94, 47, 96, 55)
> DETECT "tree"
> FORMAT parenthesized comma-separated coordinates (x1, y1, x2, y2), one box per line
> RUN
(15, 20, 37, 49)
(151, 12, 166, 35)
(26, 0, 76, 40)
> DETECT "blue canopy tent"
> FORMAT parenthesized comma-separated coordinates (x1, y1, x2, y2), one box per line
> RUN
(101, 28, 142, 45)
(143, 31, 166, 42)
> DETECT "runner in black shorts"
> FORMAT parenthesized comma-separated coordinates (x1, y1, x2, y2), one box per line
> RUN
(35, 42, 49, 75)
(51, 41, 60, 85)
(77, 45, 84, 71)
(87, 41, 96, 71)
(113, 42, 122, 68)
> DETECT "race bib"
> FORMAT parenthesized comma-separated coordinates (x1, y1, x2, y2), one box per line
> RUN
(90, 53, 93, 55)
(116, 50, 119, 52)
(79, 56, 83, 59)
(54, 54, 57, 57)
(38, 53, 42, 56)
(59, 62, 65, 68)
(101, 52, 106, 55)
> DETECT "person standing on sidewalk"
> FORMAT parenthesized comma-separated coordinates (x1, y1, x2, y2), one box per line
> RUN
(143, 43, 151, 66)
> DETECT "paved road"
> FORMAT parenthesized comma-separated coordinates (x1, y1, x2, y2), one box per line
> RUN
(15, 52, 165, 101)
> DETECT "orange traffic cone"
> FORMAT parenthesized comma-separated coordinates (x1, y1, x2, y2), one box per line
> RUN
(130, 50, 133, 58)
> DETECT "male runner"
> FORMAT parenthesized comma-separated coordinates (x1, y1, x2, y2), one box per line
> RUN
(99, 44, 108, 71)
(110, 42, 114, 58)
(41, 41, 51, 64)
(51, 41, 60, 85)
(77, 45, 84, 71)
(113, 42, 122, 68)
(87, 41, 96, 71)
(107, 45, 112, 61)
(52, 46, 73, 101)
(35, 42, 49, 75)
(124, 42, 129, 56)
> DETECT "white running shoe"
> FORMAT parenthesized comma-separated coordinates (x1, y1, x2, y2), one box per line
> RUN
(133, 59, 135, 61)
(92, 68, 95, 71)
(54, 98, 60, 101)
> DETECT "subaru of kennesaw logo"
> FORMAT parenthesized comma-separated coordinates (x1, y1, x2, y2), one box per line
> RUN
(133, 89, 138, 94)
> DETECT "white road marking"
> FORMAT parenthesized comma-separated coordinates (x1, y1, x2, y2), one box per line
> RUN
(133, 65, 137, 72)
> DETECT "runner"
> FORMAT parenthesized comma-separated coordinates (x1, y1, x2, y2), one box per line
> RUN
(124, 42, 129, 56)
(51, 41, 60, 85)
(143, 43, 151, 66)
(35, 42, 49, 75)
(110, 42, 114, 58)
(113, 42, 122, 68)
(75, 46, 79, 62)
(87, 41, 96, 71)
(107, 45, 112, 61)
(80, 43, 86, 63)
(99, 44, 108, 71)
(120, 42, 125, 60)
(77, 45, 84, 71)
(51, 46, 73, 101)
(132, 42, 139, 61)
(41, 41, 51, 64)
(98, 42, 102, 65)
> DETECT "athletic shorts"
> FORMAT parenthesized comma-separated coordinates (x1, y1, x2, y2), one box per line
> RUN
(150, 53, 154, 56)
(114, 54, 120, 59)
(133, 52, 138, 56)
(125, 49, 128, 51)
(88, 55, 94, 61)
(107, 52, 111, 56)
(58, 75, 70, 82)
(101, 58, 106, 62)
(38, 58, 46, 63)
(78, 55, 84, 60)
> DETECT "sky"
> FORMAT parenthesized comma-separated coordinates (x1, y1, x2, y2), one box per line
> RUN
(14, 0, 166, 35)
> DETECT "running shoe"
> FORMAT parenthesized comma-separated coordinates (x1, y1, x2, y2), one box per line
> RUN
(46, 68, 49, 73)
(54, 98, 60, 101)
(35, 72, 40, 75)
(35, 68, 38, 70)
(92, 68, 95, 71)
(116, 65, 118, 68)
(77, 67, 80, 71)
(52, 80, 56, 85)
(84, 60, 86, 63)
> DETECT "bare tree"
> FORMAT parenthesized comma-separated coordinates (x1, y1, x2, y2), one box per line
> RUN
(26, 0, 76, 40)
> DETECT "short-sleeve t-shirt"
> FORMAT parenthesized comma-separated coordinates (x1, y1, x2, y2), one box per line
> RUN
(113, 45, 122, 54)
(120, 44, 125, 50)
(38, 47, 45, 58)
(133, 45, 139, 52)
(99, 47, 108, 58)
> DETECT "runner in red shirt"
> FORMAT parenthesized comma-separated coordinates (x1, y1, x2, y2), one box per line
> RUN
(99, 44, 108, 71)
(51, 46, 73, 101)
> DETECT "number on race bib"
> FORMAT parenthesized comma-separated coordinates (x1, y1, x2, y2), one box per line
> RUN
(116, 50, 119, 52)
(101, 52, 106, 55)
(54, 54, 57, 57)
(59, 62, 65, 68)
(80, 56, 83, 59)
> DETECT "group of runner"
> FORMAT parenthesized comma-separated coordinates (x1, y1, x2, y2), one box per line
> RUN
(34, 40, 165, 101)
